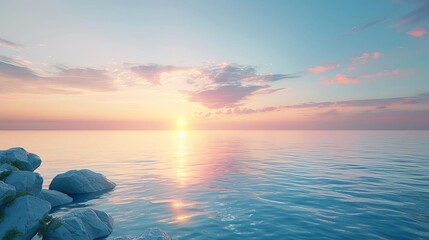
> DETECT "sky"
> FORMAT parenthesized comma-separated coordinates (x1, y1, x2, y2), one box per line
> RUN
(0, 0, 428, 130)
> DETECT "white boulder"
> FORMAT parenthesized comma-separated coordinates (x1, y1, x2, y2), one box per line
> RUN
(3, 170, 43, 195)
(112, 228, 172, 240)
(0, 181, 16, 206)
(49, 169, 116, 194)
(42, 208, 113, 240)
(0, 147, 42, 171)
(38, 189, 73, 208)
(0, 195, 51, 240)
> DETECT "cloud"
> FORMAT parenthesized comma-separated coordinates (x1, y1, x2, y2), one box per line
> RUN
(322, 74, 360, 85)
(0, 59, 40, 81)
(286, 93, 429, 109)
(0, 37, 24, 50)
(350, 18, 387, 33)
(407, 26, 426, 37)
(128, 63, 298, 87)
(49, 66, 116, 91)
(308, 64, 339, 73)
(181, 63, 297, 108)
(130, 64, 186, 85)
(398, 0, 429, 26)
(348, 51, 380, 71)
(359, 69, 414, 79)
(185, 85, 265, 109)
(196, 93, 429, 125)
(352, 52, 380, 63)
(360, 69, 400, 79)
(372, 52, 381, 59)
(128, 63, 295, 109)
(191, 63, 298, 86)
(0, 56, 115, 94)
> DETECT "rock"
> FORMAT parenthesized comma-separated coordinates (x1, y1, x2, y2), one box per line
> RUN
(38, 189, 73, 208)
(49, 169, 116, 194)
(0, 195, 51, 240)
(4, 170, 43, 195)
(0, 147, 42, 171)
(112, 228, 172, 240)
(0, 163, 19, 172)
(0, 181, 16, 206)
(43, 208, 113, 240)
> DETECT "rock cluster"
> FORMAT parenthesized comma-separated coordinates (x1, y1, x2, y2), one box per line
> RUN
(0, 147, 173, 240)
(0, 147, 115, 240)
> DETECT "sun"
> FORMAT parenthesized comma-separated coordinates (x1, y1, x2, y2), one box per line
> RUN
(176, 117, 186, 129)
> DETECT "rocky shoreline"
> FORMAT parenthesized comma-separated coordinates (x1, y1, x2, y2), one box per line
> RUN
(0, 147, 171, 240)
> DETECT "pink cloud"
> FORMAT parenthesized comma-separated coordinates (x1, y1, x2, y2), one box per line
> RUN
(308, 64, 339, 73)
(322, 74, 360, 85)
(349, 51, 381, 71)
(348, 65, 357, 71)
(407, 27, 426, 37)
(352, 52, 380, 63)
(185, 85, 265, 109)
(352, 53, 371, 63)
(360, 69, 414, 79)
(360, 70, 397, 79)
(372, 52, 381, 59)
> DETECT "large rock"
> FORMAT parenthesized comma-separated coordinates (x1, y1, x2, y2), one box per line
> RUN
(0, 147, 42, 171)
(0, 195, 51, 240)
(112, 228, 172, 240)
(3, 170, 43, 196)
(38, 189, 73, 208)
(0, 181, 16, 206)
(0, 163, 19, 172)
(49, 169, 116, 194)
(43, 208, 113, 240)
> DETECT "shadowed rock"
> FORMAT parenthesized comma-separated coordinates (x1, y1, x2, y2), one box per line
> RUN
(0, 163, 19, 172)
(49, 169, 116, 194)
(4, 170, 43, 196)
(0, 147, 42, 171)
(0, 181, 15, 206)
(38, 189, 73, 208)
(112, 228, 172, 240)
(42, 208, 113, 240)
(0, 195, 51, 240)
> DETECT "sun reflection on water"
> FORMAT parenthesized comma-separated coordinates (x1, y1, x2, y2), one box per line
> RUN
(175, 130, 188, 186)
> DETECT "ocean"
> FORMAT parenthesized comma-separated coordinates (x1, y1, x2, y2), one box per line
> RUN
(1, 131, 428, 239)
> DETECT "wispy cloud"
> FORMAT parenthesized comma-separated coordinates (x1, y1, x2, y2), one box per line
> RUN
(308, 64, 339, 73)
(349, 51, 381, 71)
(286, 93, 429, 109)
(350, 17, 387, 33)
(191, 63, 298, 85)
(352, 52, 380, 63)
(127, 63, 297, 108)
(0, 37, 24, 50)
(0, 56, 115, 94)
(360, 69, 400, 79)
(397, 0, 429, 26)
(130, 64, 187, 85)
(182, 63, 295, 108)
(1, 56, 295, 110)
(407, 26, 426, 37)
(322, 74, 360, 85)
(199, 93, 429, 118)
(185, 85, 265, 109)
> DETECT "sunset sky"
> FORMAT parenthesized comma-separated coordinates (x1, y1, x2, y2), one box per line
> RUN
(1, 0, 429, 130)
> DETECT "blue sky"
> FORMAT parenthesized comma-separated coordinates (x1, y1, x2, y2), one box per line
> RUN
(0, 0, 428, 129)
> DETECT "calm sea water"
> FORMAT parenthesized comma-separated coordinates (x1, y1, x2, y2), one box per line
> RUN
(1, 131, 429, 239)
